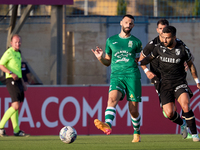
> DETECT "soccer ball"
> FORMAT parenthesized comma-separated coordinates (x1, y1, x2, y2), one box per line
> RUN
(59, 126, 77, 144)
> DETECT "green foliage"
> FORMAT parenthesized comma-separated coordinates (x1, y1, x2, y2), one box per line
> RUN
(117, 0, 127, 15)
(193, 0, 200, 16)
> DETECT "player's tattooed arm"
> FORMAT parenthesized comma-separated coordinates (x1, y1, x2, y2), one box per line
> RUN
(187, 60, 198, 79)
(138, 52, 156, 79)
(138, 46, 158, 66)
(187, 60, 200, 89)
(137, 54, 154, 66)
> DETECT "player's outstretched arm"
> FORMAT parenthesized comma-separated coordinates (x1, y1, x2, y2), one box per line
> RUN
(187, 60, 200, 89)
(184, 54, 194, 72)
(91, 46, 111, 66)
(91, 46, 103, 60)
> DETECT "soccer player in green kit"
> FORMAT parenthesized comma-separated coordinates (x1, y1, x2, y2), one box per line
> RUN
(92, 14, 142, 142)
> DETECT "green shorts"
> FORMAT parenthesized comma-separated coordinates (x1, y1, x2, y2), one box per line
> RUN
(109, 77, 141, 102)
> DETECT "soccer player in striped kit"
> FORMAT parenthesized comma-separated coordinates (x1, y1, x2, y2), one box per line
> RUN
(92, 14, 142, 142)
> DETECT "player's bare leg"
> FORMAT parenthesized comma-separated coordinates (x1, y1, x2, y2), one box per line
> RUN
(163, 102, 188, 139)
(178, 93, 200, 142)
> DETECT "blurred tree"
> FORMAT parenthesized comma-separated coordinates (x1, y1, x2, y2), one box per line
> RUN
(193, 0, 200, 15)
(117, 0, 127, 15)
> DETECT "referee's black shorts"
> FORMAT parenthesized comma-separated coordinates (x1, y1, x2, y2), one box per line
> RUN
(6, 78, 24, 103)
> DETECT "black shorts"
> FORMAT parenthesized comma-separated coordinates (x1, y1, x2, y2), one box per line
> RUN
(6, 78, 24, 103)
(151, 76, 161, 94)
(151, 76, 162, 106)
(160, 80, 193, 106)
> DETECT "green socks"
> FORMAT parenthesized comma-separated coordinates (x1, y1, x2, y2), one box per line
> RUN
(11, 110, 20, 133)
(105, 107, 116, 128)
(131, 114, 141, 134)
(0, 107, 16, 129)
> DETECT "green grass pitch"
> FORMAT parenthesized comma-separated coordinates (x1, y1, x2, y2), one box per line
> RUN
(1, 134, 200, 150)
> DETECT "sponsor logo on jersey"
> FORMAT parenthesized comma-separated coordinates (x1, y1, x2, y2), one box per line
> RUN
(160, 56, 181, 64)
(112, 42, 118, 44)
(116, 58, 129, 63)
(114, 51, 131, 63)
(114, 51, 128, 58)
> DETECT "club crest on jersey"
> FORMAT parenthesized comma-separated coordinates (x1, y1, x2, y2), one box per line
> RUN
(128, 41, 133, 48)
(175, 49, 180, 55)
(163, 49, 166, 53)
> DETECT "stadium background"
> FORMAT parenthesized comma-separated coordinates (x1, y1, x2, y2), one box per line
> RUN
(0, 0, 200, 135)
(0, 0, 200, 85)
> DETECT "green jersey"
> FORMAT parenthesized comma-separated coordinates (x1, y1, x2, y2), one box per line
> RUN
(0, 47, 22, 78)
(105, 34, 142, 78)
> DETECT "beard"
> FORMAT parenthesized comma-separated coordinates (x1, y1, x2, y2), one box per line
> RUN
(122, 27, 132, 34)
(164, 40, 173, 47)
